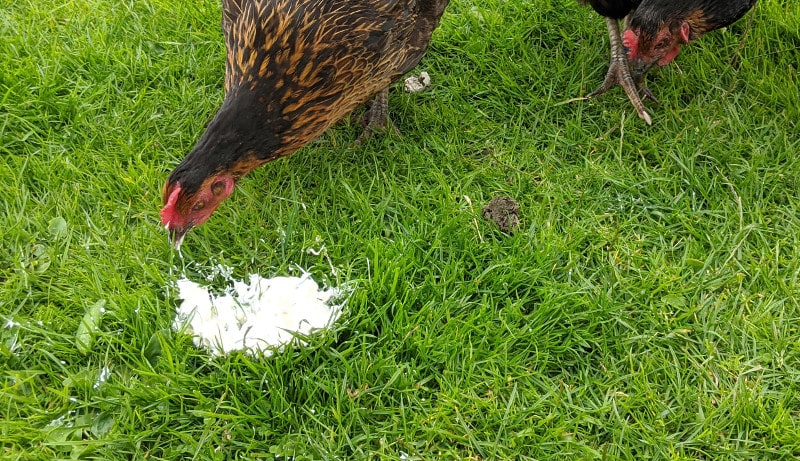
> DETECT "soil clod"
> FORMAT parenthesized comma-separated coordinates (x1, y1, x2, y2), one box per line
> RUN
(482, 196, 520, 234)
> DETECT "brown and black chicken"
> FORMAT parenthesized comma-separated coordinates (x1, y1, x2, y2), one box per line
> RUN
(161, 0, 449, 248)
(580, 0, 757, 124)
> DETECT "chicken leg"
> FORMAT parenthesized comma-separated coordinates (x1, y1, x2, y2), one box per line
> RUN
(356, 88, 400, 143)
(588, 17, 654, 125)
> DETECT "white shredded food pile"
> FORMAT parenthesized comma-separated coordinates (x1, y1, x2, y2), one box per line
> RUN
(173, 273, 343, 356)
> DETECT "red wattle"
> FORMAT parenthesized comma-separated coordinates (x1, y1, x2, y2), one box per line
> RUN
(161, 184, 182, 226)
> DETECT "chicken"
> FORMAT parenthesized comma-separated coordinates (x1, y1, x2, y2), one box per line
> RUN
(161, 0, 449, 248)
(580, 0, 757, 124)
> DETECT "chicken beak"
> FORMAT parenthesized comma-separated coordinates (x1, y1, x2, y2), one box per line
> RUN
(166, 224, 191, 251)
(631, 60, 655, 83)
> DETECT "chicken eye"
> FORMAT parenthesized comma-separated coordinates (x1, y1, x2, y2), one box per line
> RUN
(192, 200, 206, 211)
(211, 181, 225, 196)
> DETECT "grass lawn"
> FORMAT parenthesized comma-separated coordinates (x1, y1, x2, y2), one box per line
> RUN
(2, 0, 799, 458)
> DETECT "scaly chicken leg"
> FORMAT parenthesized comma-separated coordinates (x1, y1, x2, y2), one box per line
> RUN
(357, 88, 401, 143)
(587, 17, 654, 125)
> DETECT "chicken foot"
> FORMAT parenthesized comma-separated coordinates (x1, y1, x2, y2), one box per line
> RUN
(587, 17, 654, 125)
(356, 88, 400, 144)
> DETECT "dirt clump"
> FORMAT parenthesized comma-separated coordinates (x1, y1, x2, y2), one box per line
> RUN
(482, 196, 520, 234)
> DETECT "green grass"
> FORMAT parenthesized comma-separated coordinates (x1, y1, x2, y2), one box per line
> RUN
(2, 0, 799, 458)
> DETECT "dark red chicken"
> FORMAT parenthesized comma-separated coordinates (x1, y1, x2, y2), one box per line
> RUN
(624, 0, 757, 74)
(580, 0, 757, 123)
(161, 0, 449, 248)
